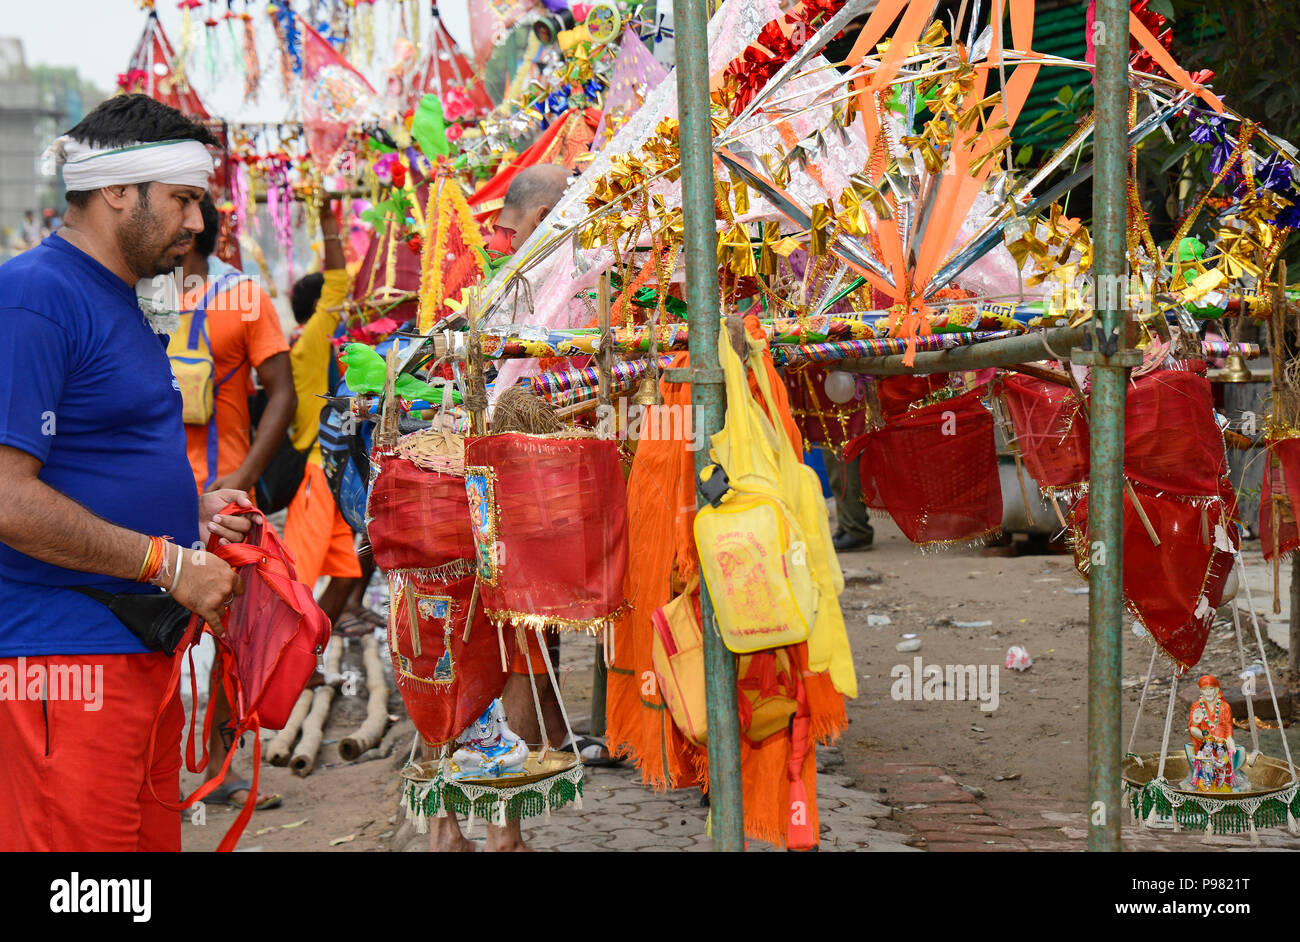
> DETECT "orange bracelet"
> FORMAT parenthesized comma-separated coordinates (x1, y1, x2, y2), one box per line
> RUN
(137, 536, 168, 584)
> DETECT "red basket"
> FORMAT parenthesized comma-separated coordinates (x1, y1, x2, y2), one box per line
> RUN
(465, 433, 628, 630)
(846, 387, 1002, 546)
(1072, 480, 1238, 672)
(1125, 365, 1225, 497)
(386, 568, 515, 746)
(1000, 374, 1089, 490)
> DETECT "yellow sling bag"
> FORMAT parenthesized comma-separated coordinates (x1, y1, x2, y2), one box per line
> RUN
(693, 326, 817, 653)
(694, 323, 857, 697)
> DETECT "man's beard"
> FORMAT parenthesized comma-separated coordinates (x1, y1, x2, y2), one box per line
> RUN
(117, 188, 190, 279)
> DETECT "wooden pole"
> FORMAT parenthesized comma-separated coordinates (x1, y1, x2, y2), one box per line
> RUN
(1124, 481, 1161, 547)
(266, 689, 314, 766)
(597, 272, 614, 409)
(378, 344, 402, 451)
(462, 287, 487, 643)
(1272, 263, 1287, 615)
(339, 635, 391, 761)
(466, 287, 487, 436)
(291, 638, 343, 777)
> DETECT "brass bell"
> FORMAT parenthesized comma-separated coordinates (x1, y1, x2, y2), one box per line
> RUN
(1221, 352, 1253, 383)
(632, 373, 661, 407)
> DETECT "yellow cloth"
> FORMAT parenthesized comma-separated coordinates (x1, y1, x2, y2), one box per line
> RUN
(707, 322, 856, 697)
(289, 269, 351, 465)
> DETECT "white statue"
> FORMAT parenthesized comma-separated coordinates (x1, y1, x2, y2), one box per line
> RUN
(452, 699, 529, 777)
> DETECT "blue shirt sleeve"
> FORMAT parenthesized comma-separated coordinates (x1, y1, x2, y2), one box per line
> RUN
(0, 307, 72, 463)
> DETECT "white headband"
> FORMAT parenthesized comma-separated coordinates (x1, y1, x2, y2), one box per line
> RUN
(41, 136, 214, 191)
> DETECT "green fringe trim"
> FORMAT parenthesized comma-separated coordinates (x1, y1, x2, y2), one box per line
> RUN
(1125, 780, 1300, 833)
(404, 774, 583, 823)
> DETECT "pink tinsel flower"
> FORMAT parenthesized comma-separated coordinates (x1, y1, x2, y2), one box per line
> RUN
(372, 153, 400, 185)
(443, 87, 476, 123)
(117, 69, 148, 92)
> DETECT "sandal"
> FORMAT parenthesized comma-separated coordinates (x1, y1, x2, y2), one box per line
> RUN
(556, 734, 622, 768)
(354, 608, 387, 628)
(332, 612, 374, 638)
(207, 779, 283, 811)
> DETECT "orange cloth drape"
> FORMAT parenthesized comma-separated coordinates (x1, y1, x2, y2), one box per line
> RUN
(605, 318, 847, 848)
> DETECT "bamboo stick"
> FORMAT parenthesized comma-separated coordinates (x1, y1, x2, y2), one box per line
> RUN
(266, 689, 314, 766)
(1124, 481, 1161, 547)
(291, 639, 343, 777)
(338, 635, 391, 761)
(597, 272, 613, 409)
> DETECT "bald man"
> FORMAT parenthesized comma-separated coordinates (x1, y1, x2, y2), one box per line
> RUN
(488, 163, 573, 256)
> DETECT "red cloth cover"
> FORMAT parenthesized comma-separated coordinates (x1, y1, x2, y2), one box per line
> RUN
(367, 456, 477, 571)
(1124, 365, 1225, 496)
(299, 21, 377, 175)
(350, 182, 430, 325)
(999, 374, 1089, 489)
(783, 364, 868, 450)
(1071, 480, 1239, 672)
(1260, 437, 1300, 561)
(464, 433, 628, 628)
(387, 569, 515, 746)
(874, 373, 948, 420)
(214, 509, 331, 731)
(845, 387, 1002, 546)
(367, 455, 515, 744)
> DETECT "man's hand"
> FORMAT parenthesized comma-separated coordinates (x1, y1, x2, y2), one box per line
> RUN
(170, 546, 244, 633)
(206, 470, 254, 497)
(199, 489, 255, 544)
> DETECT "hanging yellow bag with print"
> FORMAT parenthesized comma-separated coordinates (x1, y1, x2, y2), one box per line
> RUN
(693, 326, 815, 653)
(693, 322, 856, 697)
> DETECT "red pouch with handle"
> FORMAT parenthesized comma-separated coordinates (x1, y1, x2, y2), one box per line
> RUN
(148, 503, 331, 851)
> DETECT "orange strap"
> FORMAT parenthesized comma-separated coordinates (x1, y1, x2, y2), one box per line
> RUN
(1128, 11, 1223, 114)
(915, 0, 1040, 294)
(144, 616, 202, 814)
(142, 502, 270, 849)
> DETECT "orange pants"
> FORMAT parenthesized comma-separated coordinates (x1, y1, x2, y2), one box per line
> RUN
(0, 651, 184, 851)
(282, 463, 362, 587)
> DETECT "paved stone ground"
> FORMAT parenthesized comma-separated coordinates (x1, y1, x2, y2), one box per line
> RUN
(388, 744, 919, 852)
(852, 756, 1300, 852)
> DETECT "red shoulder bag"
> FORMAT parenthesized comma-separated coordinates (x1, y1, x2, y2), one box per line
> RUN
(147, 504, 331, 851)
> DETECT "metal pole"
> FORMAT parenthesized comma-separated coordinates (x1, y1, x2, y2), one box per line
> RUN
(1080, 0, 1135, 853)
(672, 0, 745, 850)
(589, 657, 608, 739)
(838, 325, 1089, 376)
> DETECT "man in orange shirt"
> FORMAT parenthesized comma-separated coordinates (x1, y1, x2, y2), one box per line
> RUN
(179, 196, 296, 498)
(177, 195, 297, 809)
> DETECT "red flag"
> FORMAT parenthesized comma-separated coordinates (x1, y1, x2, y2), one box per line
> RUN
(122, 14, 210, 118)
(410, 9, 494, 115)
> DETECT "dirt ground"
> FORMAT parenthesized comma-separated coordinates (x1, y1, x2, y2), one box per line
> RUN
(181, 511, 1295, 851)
(834, 513, 1297, 815)
(834, 518, 1096, 809)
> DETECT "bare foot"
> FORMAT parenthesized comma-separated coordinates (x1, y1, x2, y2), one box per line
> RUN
(429, 814, 477, 852)
(484, 821, 533, 852)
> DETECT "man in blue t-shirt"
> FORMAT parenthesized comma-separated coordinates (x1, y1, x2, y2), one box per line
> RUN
(0, 94, 257, 852)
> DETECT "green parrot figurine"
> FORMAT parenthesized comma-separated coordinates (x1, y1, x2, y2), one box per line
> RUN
(339, 342, 460, 404)
(339, 343, 388, 395)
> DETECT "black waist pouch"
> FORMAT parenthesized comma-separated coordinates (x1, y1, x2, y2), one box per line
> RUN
(70, 587, 193, 656)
